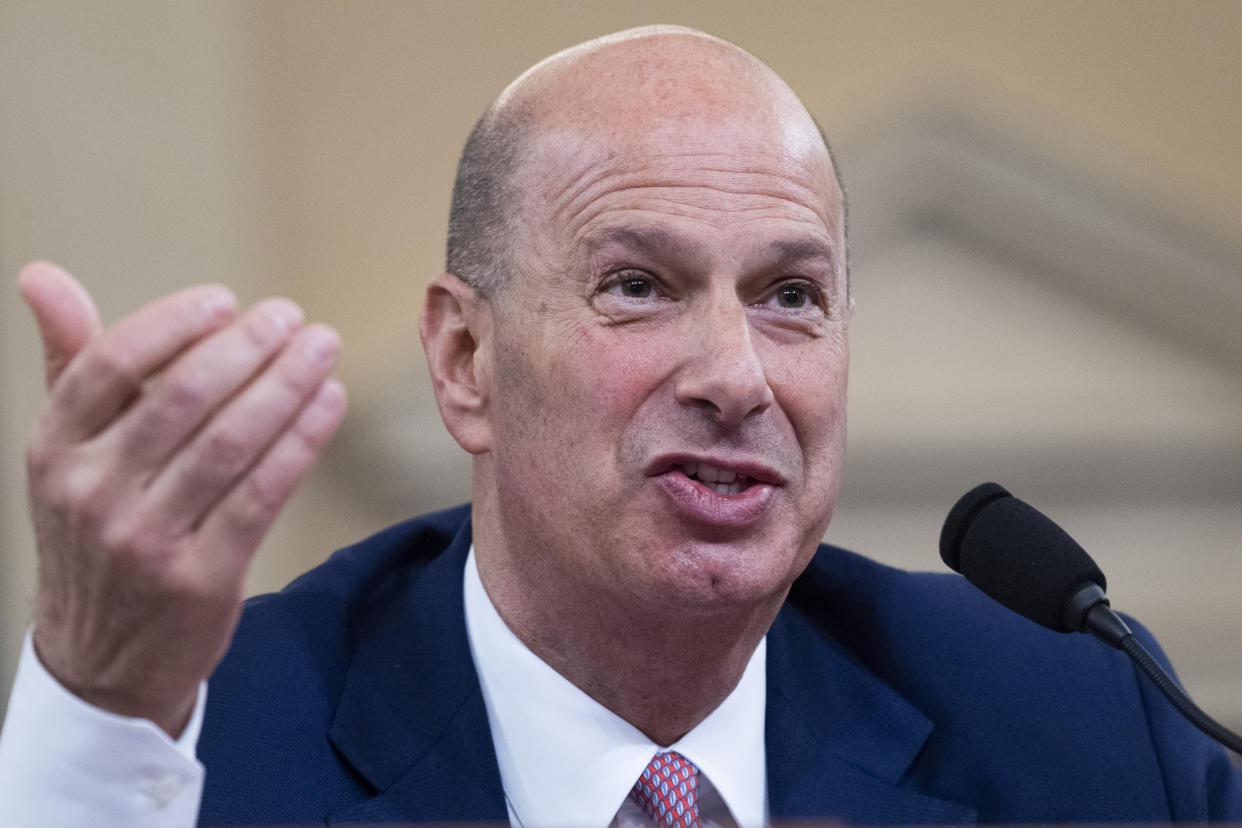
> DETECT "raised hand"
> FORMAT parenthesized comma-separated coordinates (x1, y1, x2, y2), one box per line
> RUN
(19, 262, 347, 736)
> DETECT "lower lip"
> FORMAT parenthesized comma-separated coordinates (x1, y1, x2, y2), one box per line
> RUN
(652, 470, 778, 529)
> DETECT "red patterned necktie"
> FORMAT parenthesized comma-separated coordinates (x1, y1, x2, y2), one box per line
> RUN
(630, 750, 700, 828)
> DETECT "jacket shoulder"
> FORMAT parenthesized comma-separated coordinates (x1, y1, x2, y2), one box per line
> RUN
(790, 542, 1124, 678)
(279, 503, 471, 603)
(198, 505, 471, 824)
(783, 543, 1242, 822)
(216, 504, 470, 674)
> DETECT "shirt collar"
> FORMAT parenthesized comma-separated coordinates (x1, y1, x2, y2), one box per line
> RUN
(463, 545, 767, 828)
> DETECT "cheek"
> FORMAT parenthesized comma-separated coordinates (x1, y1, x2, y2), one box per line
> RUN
(491, 327, 668, 472)
(580, 331, 672, 419)
(767, 326, 847, 405)
(766, 334, 849, 477)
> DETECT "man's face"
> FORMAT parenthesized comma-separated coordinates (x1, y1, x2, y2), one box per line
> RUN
(484, 113, 847, 618)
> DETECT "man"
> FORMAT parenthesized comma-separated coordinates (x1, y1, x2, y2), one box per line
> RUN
(1, 25, 1239, 827)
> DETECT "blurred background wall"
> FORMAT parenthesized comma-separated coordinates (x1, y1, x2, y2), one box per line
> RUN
(2, 1, 1239, 727)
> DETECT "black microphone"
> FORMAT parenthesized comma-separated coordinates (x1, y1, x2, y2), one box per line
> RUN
(941, 482, 1242, 755)
(939, 482, 1129, 642)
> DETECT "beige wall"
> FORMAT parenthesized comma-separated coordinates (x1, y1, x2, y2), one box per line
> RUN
(0, 3, 273, 707)
(2, 1, 1240, 718)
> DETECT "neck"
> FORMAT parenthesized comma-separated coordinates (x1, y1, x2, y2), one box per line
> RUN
(472, 508, 781, 746)
(538, 603, 772, 747)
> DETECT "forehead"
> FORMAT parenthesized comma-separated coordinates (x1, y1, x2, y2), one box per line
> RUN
(515, 119, 843, 252)
(497, 32, 845, 277)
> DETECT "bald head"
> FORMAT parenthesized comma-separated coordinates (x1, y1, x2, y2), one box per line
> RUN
(445, 26, 844, 296)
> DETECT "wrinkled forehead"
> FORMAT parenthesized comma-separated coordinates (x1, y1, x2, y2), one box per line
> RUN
(501, 31, 843, 239)
(515, 118, 842, 239)
(489, 29, 849, 285)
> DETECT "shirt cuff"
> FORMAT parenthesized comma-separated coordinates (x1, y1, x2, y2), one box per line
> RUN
(0, 630, 206, 827)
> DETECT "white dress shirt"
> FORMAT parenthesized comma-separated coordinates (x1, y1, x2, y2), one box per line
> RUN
(0, 631, 206, 827)
(0, 548, 770, 827)
(464, 547, 768, 828)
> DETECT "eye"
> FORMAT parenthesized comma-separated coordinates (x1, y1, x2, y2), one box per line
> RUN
(617, 277, 654, 299)
(775, 284, 809, 308)
(760, 279, 823, 313)
(600, 269, 661, 302)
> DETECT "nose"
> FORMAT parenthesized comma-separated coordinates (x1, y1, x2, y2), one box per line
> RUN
(674, 298, 774, 427)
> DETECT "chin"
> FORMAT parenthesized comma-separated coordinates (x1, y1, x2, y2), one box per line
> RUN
(629, 534, 805, 614)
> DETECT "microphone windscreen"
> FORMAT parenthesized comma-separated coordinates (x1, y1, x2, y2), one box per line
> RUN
(940, 483, 1107, 633)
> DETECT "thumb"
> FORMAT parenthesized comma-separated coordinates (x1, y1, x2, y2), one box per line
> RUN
(18, 261, 103, 389)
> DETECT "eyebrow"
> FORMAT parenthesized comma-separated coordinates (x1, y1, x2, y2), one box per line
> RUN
(767, 237, 838, 274)
(585, 226, 705, 263)
(586, 226, 839, 274)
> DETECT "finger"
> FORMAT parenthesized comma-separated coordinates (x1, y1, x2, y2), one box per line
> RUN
(148, 324, 341, 529)
(18, 261, 102, 389)
(195, 376, 346, 575)
(42, 282, 237, 443)
(100, 297, 305, 471)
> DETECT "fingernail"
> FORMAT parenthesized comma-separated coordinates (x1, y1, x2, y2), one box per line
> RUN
(317, 378, 347, 411)
(199, 286, 236, 318)
(302, 327, 340, 364)
(265, 299, 304, 335)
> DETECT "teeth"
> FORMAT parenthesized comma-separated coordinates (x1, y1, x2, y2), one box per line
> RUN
(680, 462, 751, 494)
(693, 463, 736, 484)
(707, 482, 742, 495)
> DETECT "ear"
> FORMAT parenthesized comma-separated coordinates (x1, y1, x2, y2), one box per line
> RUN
(420, 272, 493, 455)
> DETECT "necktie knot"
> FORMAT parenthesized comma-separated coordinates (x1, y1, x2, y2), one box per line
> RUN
(630, 750, 700, 827)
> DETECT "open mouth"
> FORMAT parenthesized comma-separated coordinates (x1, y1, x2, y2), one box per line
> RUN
(680, 461, 753, 495)
(648, 454, 781, 526)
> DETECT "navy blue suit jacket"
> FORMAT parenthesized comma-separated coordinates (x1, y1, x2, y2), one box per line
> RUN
(198, 506, 1242, 824)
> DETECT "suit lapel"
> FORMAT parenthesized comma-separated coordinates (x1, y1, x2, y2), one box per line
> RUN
(766, 595, 977, 824)
(320, 516, 974, 823)
(326, 517, 508, 823)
